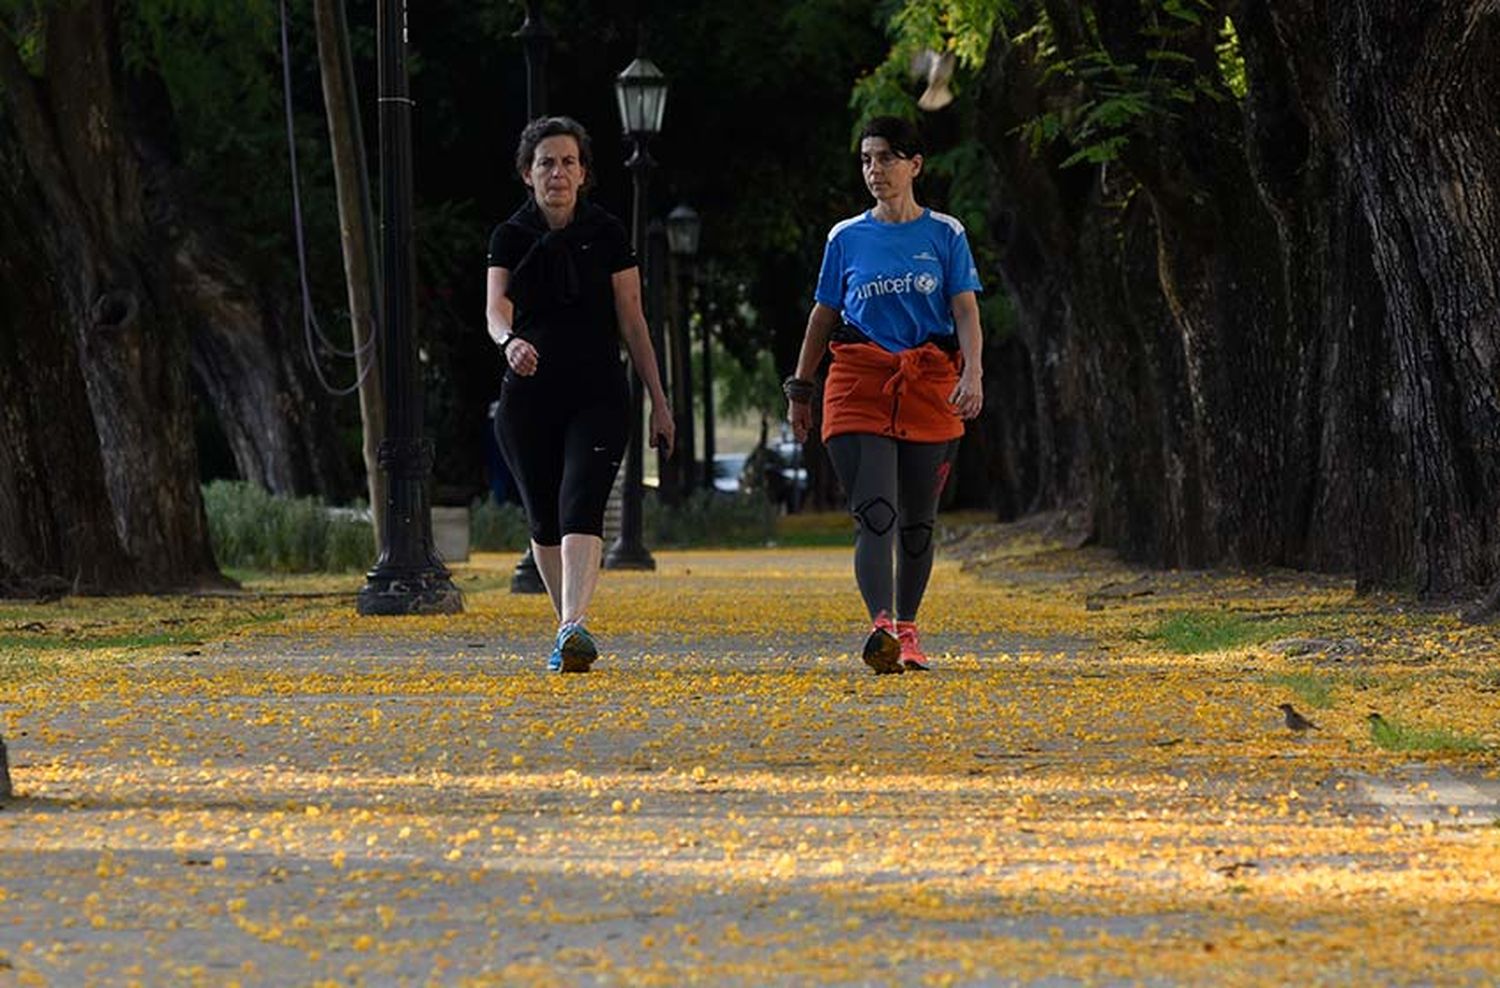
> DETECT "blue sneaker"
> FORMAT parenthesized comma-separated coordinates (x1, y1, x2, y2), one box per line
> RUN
(548, 622, 598, 673)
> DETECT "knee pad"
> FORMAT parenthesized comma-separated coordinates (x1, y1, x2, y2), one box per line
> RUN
(898, 521, 933, 558)
(852, 496, 896, 536)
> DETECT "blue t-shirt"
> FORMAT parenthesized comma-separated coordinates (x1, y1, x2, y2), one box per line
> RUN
(814, 208, 982, 353)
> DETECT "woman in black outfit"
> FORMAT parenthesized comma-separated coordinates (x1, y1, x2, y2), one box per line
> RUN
(487, 116, 673, 673)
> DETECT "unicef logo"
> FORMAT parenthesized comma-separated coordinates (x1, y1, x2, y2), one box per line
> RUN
(913, 272, 939, 295)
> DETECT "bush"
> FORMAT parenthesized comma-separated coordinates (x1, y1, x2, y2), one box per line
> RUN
(470, 498, 531, 552)
(202, 480, 372, 573)
(646, 489, 777, 547)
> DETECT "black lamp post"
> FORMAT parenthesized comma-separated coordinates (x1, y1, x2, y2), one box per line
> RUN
(508, 0, 553, 595)
(358, 0, 463, 615)
(699, 267, 716, 490)
(666, 204, 700, 500)
(515, 0, 552, 119)
(604, 53, 668, 571)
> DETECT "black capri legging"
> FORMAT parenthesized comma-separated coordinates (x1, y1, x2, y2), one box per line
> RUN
(495, 373, 629, 545)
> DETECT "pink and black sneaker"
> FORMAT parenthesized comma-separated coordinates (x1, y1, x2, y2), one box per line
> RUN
(896, 621, 930, 671)
(862, 610, 903, 675)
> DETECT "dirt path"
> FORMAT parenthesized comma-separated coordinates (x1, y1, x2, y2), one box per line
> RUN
(2, 544, 1498, 984)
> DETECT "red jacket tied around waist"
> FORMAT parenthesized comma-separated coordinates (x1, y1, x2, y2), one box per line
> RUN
(821, 340, 964, 444)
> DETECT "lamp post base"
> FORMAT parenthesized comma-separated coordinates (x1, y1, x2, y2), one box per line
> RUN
(356, 571, 465, 615)
(510, 548, 547, 594)
(0, 735, 11, 801)
(603, 536, 656, 571)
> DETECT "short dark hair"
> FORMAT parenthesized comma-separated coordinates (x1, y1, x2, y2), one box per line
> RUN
(858, 116, 924, 159)
(515, 116, 595, 192)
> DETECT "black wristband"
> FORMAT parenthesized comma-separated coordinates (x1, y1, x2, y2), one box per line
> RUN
(782, 376, 815, 403)
(498, 335, 519, 354)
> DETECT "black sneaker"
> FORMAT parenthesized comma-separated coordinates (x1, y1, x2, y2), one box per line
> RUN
(861, 612, 903, 675)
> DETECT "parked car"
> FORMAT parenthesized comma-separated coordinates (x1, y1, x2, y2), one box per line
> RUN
(711, 453, 750, 494)
(711, 429, 810, 510)
(770, 438, 808, 513)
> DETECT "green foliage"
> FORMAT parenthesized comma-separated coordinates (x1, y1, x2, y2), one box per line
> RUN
(851, 0, 1009, 133)
(202, 481, 372, 573)
(1262, 672, 1334, 710)
(1024, 16, 1226, 167)
(1148, 611, 1283, 654)
(646, 490, 778, 548)
(861, 1, 1245, 171)
(1366, 715, 1488, 754)
(0, 1, 45, 72)
(469, 499, 531, 553)
(717, 347, 784, 424)
(1217, 16, 1247, 99)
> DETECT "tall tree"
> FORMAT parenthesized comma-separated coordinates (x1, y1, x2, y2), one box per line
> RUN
(864, 0, 1500, 593)
(0, 0, 216, 591)
(0, 0, 353, 590)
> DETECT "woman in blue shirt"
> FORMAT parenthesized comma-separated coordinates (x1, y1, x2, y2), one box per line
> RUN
(785, 116, 985, 673)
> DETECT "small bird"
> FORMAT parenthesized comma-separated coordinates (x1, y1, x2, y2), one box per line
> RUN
(1279, 703, 1319, 733)
(909, 49, 957, 111)
(1367, 711, 1394, 739)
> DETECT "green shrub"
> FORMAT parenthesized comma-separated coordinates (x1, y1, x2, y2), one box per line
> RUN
(646, 489, 777, 547)
(470, 498, 531, 552)
(202, 480, 372, 573)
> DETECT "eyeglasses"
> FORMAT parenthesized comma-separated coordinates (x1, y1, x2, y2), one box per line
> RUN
(860, 150, 910, 169)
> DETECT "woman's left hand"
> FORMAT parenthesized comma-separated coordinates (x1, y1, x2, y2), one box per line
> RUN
(949, 368, 984, 420)
(649, 401, 676, 458)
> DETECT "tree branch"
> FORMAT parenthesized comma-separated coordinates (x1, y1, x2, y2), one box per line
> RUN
(0, 22, 68, 192)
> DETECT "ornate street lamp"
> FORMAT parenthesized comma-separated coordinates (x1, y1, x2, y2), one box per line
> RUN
(665, 203, 700, 257)
(515, 0, 553, 120)
(666, 204, 700, 500)
(508, 0, 554, 595)
(604, 53, 668, 570)
(359, 0, 463, 614)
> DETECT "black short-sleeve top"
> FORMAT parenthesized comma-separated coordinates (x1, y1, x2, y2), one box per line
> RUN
(487, 199, 636, 387)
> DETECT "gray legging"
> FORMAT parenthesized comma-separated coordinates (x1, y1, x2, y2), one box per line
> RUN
(826, 434, 959, 622)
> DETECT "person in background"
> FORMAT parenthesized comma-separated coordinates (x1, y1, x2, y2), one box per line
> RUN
(785, 116, 984, 674)
(487, 116, 673, 673)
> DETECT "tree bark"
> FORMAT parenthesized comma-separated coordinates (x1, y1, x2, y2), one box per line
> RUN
(0, 2, 219, 591)
(122, 60, 350, 501)
(975, 0, 1500, 595)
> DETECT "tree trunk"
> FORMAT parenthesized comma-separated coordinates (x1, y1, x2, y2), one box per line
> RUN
(315, 0, 386, 544)
(1327, 1, 1500, 592)
(976, 0, 1500, 595)
(123, 64, 348, 500)
(0, 2, 220, 591)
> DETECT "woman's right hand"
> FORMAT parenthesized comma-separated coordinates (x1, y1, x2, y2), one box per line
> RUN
(505, 338, 539, 376)
(787, 399, 812, 443)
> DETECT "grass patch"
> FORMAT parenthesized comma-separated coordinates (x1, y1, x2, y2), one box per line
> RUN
(1367, 715, 1489, 753)
(1148, 611, 1285, 654)
(1262, 672, 1334, 709)
(0, 630, 205, 652)
(0, 653, 62, 684)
